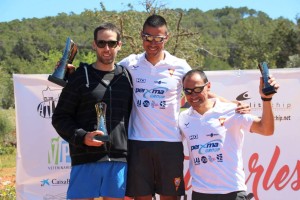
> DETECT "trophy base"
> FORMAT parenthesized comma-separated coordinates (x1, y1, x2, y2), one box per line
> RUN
(48, 75, 67, 87)
(262, 86, 277, 96)
(94, 135, 109, 142)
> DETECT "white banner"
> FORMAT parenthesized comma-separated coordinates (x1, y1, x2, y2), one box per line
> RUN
(14, 74, 70, 200)
(14, 69, 300, 200)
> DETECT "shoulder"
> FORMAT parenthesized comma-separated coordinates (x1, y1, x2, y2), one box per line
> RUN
(179, 108, 191, 119)
(118, 53, 144, 66)
(66, 62, 92, 84)
(214, 98, 237, 113)
(164, 51, 191, 71)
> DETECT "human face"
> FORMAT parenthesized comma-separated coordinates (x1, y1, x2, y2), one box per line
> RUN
(183, 73, 210, 109)
(93, 29, 121, 65)
(141, 25, 168, 64)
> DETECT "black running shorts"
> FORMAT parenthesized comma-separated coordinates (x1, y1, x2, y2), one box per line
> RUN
(126, 140, 185, 197)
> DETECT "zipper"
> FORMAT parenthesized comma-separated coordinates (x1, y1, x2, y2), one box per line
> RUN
(105, 66, 126, 161)
(107, 85, 112, 161)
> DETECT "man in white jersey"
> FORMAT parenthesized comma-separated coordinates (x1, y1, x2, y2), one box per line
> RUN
(118, 14, 250, 200)
(178, 69, 279, 200)
(118, 14, 190, 200)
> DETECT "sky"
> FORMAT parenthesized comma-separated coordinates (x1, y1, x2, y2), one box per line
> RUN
(0, 0, 299, 23)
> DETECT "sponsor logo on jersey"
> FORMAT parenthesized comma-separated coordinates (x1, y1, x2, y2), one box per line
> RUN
(136, 78, 146, 83)
(189, 134, 198, 140)
(143, 100, 150, 107)
(168, 69, 175, 77)
(154, 80, 167, 84)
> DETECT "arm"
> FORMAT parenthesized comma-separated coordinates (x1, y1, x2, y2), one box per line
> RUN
(250, 75, 279, 135)
(208, 91, 250, 114)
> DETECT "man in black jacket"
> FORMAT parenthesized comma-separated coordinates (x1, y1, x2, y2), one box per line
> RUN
(52, 23, 132, 200)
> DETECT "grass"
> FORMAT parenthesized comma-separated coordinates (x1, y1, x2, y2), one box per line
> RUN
(0, 151, 16, 199)
(0, 150, 16, 171)
(0, 107, 17, 199)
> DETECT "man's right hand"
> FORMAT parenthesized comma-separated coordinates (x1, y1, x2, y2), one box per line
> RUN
(84, 130, 105, 147)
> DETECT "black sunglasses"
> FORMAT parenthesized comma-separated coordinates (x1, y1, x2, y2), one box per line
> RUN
(96, 40, 118, 48)
(142, 33, 167, 43)
(183, 82, 208, 95)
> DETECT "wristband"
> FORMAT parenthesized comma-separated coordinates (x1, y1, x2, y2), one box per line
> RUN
(261, 97, 272, 101)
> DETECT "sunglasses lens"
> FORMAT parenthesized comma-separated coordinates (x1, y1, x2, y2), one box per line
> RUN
(107, 41, 118, 48)
(145, 35, 153, 42)
(184, 89, 192, 95)
(154, 37, 163, 42)
(194, 87, 203, 93)
(184, 84, 207, 95)
(96, 40, 118, 48)
(96, 41, 106, 48)
(142, 34, 165, 43)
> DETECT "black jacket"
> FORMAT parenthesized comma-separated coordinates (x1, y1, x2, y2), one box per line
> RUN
(52, 63, 132, 166)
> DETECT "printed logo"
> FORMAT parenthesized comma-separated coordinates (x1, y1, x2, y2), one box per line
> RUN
(217, 154, 223, 162)
(40, 178, 69, 187)
(201, 156, 208, 164)
(137, 100, 142, 107)
(131, 65, 139, 70)
(37, 86, 60, 118)
(198, 139, 222, 154)
(40, 179, 50, 186)
(208, 155, 216, 162)
(135, 88, 146, 93)
(236, 91, 251, 101)
(48, 137, 71, 170)
(151, 100, 159, 108)
(168, 69, 175, 77)
(174, 177, 181, 191)
(184, 123, 190, 128)
(143, 87, 168, 99)
(143, 100, 150, 107)
(219, 118, 226, 126)
(136, 78, 146, 83)
(236, 91, 292, 113)
(160, 101, 166, 109)
(189, 134, 198, 140)
(206, 133, 219, 137)
(191, 145, 200, 151)
(43, 193, 67, 199)
(154, 80, 167, 85)
(194, 157, 201, 165)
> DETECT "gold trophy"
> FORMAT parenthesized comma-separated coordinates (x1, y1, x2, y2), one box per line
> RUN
(48, 37, 78, 87)
(94, 102, 109, 142)
(258, 62, 277, 95)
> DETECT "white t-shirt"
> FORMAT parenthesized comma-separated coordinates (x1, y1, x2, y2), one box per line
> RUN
(178, 98, 255, 194)
(118, 51, 191, 141)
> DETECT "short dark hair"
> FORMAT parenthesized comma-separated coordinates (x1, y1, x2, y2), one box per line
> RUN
(94, 22, 121, 41)
(143, 14, 168, 33)
(182, 69, 208, 84)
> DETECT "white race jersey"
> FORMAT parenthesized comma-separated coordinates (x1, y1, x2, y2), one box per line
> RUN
(119, 51, 191, 141)
(179, 98, 255, 193)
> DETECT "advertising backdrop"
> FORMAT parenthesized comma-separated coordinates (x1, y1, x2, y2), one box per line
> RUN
(13, 68, 300, 199)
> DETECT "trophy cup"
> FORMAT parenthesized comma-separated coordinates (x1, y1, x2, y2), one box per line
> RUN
(48, 37, 78, 87)
(94, 102, 110, 142)
(258, 62, 277, 95)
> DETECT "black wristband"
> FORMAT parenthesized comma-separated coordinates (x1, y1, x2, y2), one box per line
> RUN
(261, 97, 272, 101)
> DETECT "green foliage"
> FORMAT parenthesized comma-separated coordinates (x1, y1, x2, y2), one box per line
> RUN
(0, 6, 299, 109)
(0, 109, 15, 150)
(0, 146, 15, 155)
(0, 185, 16, 200)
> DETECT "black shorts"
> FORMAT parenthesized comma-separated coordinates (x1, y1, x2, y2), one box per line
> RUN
(192, 191, 247, 200)
(126, 140, 185, 197)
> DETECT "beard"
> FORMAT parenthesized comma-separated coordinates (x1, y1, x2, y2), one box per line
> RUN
(98, 55, 114, 65)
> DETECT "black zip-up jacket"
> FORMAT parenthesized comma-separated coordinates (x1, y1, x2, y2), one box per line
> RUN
(52, 63, 132, 166)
